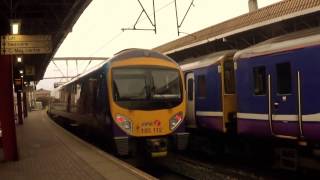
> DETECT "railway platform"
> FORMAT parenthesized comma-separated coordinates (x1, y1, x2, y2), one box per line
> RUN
(0, 110, 155, 180)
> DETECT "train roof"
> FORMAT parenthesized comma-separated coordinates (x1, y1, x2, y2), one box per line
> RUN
(110, 48, 177, 64)
(234, 27, 320, 61)
(180, 50, 236, 71)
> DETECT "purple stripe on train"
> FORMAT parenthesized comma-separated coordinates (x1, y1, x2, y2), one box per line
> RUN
(197, 116, 223, 132)
(302, 122, 320, 141)
(238, 118, 320, 140)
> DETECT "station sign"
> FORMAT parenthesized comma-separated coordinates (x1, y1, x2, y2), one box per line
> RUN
(54, 82, 65, 88)
(0, 35, 52, 55)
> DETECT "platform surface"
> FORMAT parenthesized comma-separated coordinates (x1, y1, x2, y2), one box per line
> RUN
(0, 111, 156, 180)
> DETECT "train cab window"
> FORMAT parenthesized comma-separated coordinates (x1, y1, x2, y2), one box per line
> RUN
(253, 66, 266, 95)
(187, 79, 193, 101)
(151, 69, 181, 98)
(276, 62, 291, 94)
(198, 75, 207, 98)
(223, 60, 235, 94)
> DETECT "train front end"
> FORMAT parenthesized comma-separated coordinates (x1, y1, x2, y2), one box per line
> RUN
(108, 49, 188, 157)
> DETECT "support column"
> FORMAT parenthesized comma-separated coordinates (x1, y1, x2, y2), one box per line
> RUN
(17, 91, 23, 124)
(0, 55, 18, 161)
(248, 0, 258, 12)
(23, 91, 28, 117)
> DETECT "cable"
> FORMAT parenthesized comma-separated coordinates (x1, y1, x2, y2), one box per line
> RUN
(157, 0, 175, 12)
(88, 31, 124, 56)
(89, 0, 175, 56)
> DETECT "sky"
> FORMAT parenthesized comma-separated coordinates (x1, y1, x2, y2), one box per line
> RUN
(37, 0, 281, 90)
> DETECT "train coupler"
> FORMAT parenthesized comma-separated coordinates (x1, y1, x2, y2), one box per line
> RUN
(146, 138, 168, 157)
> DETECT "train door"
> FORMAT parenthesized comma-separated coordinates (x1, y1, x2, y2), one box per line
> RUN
(267, 62, 302, 139)
(186, 72, 197, 128)
(221, 59, 237, 133)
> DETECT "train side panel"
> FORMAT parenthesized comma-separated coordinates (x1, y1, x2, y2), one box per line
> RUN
(49, 64, 126, 140)
(181, 51, 237, 134)
(236, 45, 320, 141)
(295, 45, 320, 141)
(193, 65, 223, 132)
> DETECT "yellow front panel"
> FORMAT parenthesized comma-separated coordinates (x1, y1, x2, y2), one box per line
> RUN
(110, 103, 185, 137)
(108, 57, 186, 137)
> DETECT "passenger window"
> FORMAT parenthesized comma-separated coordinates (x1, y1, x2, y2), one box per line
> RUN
(276, 62, 291, 94)
(187, 79, 193, 101)
(198, 75, 207, 98)
(223, 60, 235, 94)
(253, 66, 266, 95)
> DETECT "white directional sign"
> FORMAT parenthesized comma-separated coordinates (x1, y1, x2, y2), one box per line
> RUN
(0, 35, 52, 55)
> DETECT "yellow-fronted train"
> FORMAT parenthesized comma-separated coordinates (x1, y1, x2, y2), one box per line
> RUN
(48, 48, 189, 157)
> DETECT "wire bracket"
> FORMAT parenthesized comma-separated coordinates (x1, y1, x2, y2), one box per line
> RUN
(121, 0, 157, 34)
(175, 0, 195, 36)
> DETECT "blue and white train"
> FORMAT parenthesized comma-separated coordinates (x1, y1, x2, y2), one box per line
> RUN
(235, 28, 320, 141)
(180, 50, 237, 134)
(181, 27, 320, 143)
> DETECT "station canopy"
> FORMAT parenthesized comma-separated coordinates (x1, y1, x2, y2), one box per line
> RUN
(0, 0, 92, 81)
(154, 0, 320, 62)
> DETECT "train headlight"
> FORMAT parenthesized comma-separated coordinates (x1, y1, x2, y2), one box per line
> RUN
(115, 114, 132, 133)
(169, 112, 183, 130)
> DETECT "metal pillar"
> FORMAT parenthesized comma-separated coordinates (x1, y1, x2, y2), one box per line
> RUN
(0, 55, 18, 161)
(23, 91, 28, 117)
(248, 0, 258, 12)
(17, 92, 23, 124)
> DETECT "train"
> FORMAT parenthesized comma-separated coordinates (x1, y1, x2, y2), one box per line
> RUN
(48, 48, 189, 157)
(180, 27, 320, 145)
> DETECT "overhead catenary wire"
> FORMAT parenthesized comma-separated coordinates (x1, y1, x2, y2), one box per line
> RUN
(89, 0, 176, 57)
(72, 0, 180, 76)
(46, 0, 179, 83)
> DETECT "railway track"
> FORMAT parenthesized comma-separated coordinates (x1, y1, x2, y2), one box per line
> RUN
(154, 154, 263, 180)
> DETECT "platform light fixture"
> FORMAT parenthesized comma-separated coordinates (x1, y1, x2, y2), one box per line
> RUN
(17, 56, 22, 63)
(19, 70, 23, 74)
(222, 37, 227, 42)
(10, 19, 21, 35)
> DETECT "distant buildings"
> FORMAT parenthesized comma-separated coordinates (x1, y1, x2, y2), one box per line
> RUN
(34, 88, 50, 99)
(34, 88, 51, 108)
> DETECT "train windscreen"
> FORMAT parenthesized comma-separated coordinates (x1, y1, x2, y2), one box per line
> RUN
(112, 67, 182, 110)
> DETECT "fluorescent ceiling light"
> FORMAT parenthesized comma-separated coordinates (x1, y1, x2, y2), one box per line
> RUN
(10, 20, 21, 35)
(17, 57, 22, 63)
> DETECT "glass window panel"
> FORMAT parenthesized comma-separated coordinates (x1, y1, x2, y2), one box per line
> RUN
(224, 61, 236, 94)
(253, 66, 266, 95)
(276, 62, 291, 94)
(198, 75, 206, 98)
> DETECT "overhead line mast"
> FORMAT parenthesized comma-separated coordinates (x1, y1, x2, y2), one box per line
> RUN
(122, 0, 195, 36)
